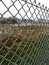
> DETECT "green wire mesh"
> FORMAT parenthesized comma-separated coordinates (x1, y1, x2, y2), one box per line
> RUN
(0, 0, 49, 65)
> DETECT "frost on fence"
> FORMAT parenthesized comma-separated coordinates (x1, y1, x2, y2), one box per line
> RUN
(0, 0, 49, 65)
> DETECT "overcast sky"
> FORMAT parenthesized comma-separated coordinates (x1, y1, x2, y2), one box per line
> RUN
(0, 0, 49, 19)
(37, 0, 49, 8)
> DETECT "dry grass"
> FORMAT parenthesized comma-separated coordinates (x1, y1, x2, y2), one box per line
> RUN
(0, 24, 49, 47)
(0, 24, 49, 65)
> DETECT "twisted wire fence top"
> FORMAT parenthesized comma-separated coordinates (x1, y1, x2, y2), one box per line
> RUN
(0, 0, 49, 65)
(0, 0, 49, 24)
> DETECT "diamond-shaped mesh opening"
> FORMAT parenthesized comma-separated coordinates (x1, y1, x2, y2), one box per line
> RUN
(9, 6, 18, 16)
(30, 7, 34, 14)
(19, 9, 25, 17)
(2, 0, 12, 8)
(16, 14, 22, 19)
(27, 11, 31, 18)
(3, 12, 12, 18)
(35, 9, 39, 15)
(33, 13, 37, 19)
(24, 16, 28, 19)
(40, 11, 42, 16)
(0, 2, 7, 14)
(23, 4, 29, 12)
(14, 0, 22, 10)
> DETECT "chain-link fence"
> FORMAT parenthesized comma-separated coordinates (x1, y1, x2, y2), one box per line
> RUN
(0, 0, 49, 65)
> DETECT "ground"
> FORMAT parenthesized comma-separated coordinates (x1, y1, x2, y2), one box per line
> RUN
(0, 24, 49, 65)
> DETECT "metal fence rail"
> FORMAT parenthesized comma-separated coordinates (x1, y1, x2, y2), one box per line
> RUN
(0, 0, 49, 65)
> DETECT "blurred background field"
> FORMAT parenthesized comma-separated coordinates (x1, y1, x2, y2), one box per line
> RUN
(0, 24, 49, 65)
